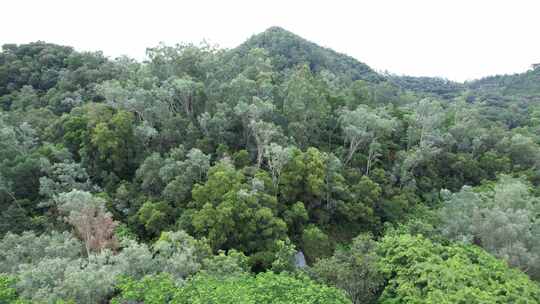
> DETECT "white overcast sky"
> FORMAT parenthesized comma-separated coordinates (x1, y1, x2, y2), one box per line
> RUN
(1, 0, 539, 81)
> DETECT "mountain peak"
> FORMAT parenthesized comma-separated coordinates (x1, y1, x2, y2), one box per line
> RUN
(234, 27, 384, 83)
(232, 26, 384, 82)
(262, 26, 290, 33)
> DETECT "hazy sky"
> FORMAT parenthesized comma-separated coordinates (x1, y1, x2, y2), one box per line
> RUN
(1, 0, 539, 81)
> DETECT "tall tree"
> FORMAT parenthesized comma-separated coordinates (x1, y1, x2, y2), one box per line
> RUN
(338, 105, 396, 170)
(283, 65, 330, 148)
(55, 190, 118, 255)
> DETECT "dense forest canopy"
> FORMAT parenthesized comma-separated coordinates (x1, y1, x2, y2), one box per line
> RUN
(1, 27, 540, 303)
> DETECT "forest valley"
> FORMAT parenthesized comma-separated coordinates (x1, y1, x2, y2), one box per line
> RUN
(1, 27, 540, 303)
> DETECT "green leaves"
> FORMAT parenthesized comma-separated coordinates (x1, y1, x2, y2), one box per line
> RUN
(338, 105, 396, 166)
(163, 77, 205, 122)
(283, 65, 330, 148)
(201, 249, 250, 278)
(111, 274, 177, 304)
(152, 230, 210, 280)
(0, 274, 20, 303)
(137, 201, 174, 236)
(312, 234, 383, 304)
(186, 161, 288, 268)
(377, 234, 540, 303)
(5, 28, 540, 304)
(173, 272, 351, 304)
(0, 231, 81, 274)
(113, 272, 352, 304)
(439, 175, 540, 279)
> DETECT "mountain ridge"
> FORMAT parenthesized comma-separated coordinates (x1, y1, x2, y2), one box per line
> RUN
(234, 27, 539, 99)
(2, 27, 538, 99)
(232, 26, 384, 83)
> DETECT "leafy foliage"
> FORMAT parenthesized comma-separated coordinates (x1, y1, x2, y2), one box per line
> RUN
(377, 233, 540, 303)
(0, 274, 19, 304)
(236, 27, 382, 83)
(173, 272, 352, 304)
(2, 27, 540, 303)
(439, 175, 540, 279)
(111, 274, 177, 304)
(312, 234, 383, 304)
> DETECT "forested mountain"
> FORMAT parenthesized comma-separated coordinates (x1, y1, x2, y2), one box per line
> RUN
(468, 64, 540, 97)
(1, 28, 540, 303)
(234, 27, 384, 83)
(386, 74, 465, 99)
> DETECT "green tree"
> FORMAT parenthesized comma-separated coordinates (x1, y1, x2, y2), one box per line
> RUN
(173, 272, 352, 304)
(163, 77, 205, 121)
(187, 161, 287, 268)
(283, 65, 330, 148)
(137, 201, 174, 237)
(338, 105, 395, 168)
(0, 231, 81, 274)
(264, 143, 293, 189)
(88, 110, 138, 180)
(377, 233, 540, 303)
(200, 249, 250, 278)
(302, 225, 332, 263)
(312, 234, 383, 304)
(111, 273, 177, 304)
(152, 230, 211, 280)
(0, 274, 19, 303)
(439, 175, 540, 279)
(271, 238, 297, 273)
(55, 190, 118, 255)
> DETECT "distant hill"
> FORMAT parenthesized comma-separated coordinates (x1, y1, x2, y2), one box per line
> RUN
(386, 74, 465, 99)
(233, 27, 540, 101)
(4, 29, 536, 103)
(233, 26, 384, 83)
(467, 66, 540, 98)
(382, 68, 540, 101)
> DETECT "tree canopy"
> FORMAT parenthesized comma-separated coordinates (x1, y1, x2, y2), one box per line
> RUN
(2, 27, 540, 303)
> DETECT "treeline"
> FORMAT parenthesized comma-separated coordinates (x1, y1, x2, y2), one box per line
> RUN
(1, 28, 540, 303)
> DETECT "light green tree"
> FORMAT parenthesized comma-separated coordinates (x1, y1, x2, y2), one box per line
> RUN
(338, 105, 396, 168)
(439, 175, 540, 279)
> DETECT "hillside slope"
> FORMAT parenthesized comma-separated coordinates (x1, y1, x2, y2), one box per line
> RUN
(233, 26, 384, 83)
(468, 66, 540, 97)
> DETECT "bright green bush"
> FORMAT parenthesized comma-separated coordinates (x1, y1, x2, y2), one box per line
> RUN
(111, 273, 177, 304)
(173, 272, 351, 304)
(0, 275, 18, 304)
(112, 271, 351, 304)
(377, 234, 540, 303)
